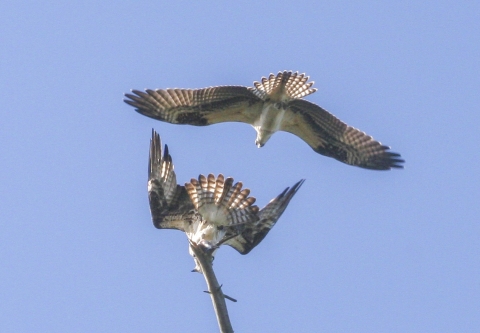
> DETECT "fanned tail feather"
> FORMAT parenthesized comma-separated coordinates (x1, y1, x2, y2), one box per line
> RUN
(250, 71, 317, 101)
(185, 174, 259, 226)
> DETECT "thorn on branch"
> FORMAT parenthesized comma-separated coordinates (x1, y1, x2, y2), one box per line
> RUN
(203, 286, 238, 303)
(224, 294, 238, 303)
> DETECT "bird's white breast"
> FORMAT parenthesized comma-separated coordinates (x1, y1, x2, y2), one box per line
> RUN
(254, 103, 286, 132)
(252, 103, 287, 147)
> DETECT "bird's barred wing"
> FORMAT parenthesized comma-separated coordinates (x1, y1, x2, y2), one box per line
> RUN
(185, 174, 259, 227)
(282, 99, 404, 170)
(148, 129, 194, 230)
(125, 86, 263, 126)
(224, 179, 304, 255)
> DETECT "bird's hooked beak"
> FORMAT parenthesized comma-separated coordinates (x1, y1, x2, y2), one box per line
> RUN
(254, 128, 273, 148)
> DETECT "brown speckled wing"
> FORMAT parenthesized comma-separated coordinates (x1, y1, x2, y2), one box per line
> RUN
(283, 99, 404, 170)
(125, 86, 262, 126)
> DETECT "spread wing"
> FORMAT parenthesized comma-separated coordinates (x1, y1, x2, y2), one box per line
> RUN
(224, 179, 305, 255)
(125, 86, 263, 126)
(148, 129, 194, 230)
(282, 99, 404, 170)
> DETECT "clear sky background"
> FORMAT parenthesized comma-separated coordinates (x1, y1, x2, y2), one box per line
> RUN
(1, 1, 479, 332)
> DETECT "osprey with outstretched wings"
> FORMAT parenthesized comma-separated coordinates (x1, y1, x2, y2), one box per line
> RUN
(148, 130, 303, 271)
(125, 71, 404, 170)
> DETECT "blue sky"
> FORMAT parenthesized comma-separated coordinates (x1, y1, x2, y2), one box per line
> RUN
(1, 1, 479, 332)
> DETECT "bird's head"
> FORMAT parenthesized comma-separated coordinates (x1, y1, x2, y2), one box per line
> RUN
(254, 128, 274, 148)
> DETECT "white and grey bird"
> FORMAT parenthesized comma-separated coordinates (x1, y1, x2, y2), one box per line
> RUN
(147, 130, 304, 272)
(125, 71, 404, 170)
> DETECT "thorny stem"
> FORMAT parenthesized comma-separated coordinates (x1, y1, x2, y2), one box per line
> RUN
(189, 242, 234, 333)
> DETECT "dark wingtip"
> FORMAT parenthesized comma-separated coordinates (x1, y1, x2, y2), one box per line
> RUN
(149, 129, 164, 178)
(123, 97, 137, 107)
(163, 144, 169, 161)
(275, 179, 305, 204)
(387, 153, 405, 170)
(389, 159, 405, 169)
(286, 178, 305, 193)
(293, 179, 306, 190)
(367, 149, 405, 170)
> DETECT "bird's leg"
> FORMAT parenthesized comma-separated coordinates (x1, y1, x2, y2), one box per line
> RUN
(189, 240, 216, 273)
